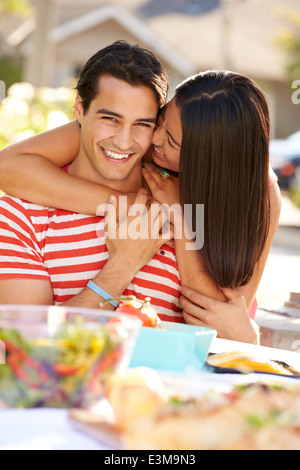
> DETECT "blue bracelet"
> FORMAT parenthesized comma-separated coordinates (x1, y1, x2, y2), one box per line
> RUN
(87, 281, 119, 308)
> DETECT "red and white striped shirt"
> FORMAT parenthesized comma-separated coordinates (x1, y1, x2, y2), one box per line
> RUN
(0, 196, 182, 322)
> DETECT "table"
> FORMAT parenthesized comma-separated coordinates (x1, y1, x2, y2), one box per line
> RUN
(1, 338, 300, 450)
(0, 409, 110, 450)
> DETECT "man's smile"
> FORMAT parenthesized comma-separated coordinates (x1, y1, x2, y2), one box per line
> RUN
(101, 147, 134, 163)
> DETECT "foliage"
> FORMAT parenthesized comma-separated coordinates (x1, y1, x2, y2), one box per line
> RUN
(275, 3, 300, 84)
(0, 0, 33, 17)
(0, 82, 76, 150)
(289, 186, 300, 209)
(0, 57, 23, 89)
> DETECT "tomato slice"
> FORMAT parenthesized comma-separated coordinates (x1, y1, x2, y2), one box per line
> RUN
(101, 296, 160, 328)
(53, 363, 81, 376)
(116, 304, 157, 327)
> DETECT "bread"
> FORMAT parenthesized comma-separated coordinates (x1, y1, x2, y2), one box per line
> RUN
(105, 367, 167, 431)
(122, 382, 300, 450)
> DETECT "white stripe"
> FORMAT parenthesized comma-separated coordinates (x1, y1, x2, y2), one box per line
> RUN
(0, 214, 42, 255)
(0, 267, 49, 276)
(50, 270, 101, 283)
(44, 238, 106, 253)
(0, 255, 44, 266)
(134, 270, 180, 292)
(126, 283, 181, 309)
(45, 252, 108, 268)
(45, 222, 103, 238)
(54, 287, 84, 297)
(147, 255, 179, 275)
(30, 213, 92, 224)
(0, 239, 39, 255)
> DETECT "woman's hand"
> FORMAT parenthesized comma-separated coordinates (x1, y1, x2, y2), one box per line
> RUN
(180, 286, 259, 344)
(142, 163, 180, 208)
(104, 188, 173, 275)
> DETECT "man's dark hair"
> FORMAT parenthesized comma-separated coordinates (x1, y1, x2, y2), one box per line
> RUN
(76, 40, 169, 113)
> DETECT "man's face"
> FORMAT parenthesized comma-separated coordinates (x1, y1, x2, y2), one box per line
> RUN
(75, 75, 158, 186)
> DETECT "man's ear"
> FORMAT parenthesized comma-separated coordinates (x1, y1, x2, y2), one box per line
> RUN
(74, 93, 84, 126)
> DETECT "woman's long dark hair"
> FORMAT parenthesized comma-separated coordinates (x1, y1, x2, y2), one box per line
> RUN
(176, 71, 270, 288)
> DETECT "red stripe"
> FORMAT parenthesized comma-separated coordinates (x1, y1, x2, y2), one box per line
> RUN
(44, 244, 107, 261)
(0, 248, 43, 262)
(158, 315, 185, 323)
(45, 230, 102, 245)
(123, 288, 181, 313)
(52, 279, 89, 289)
(139, 265, 180, 286)
(131, 278, 180, 297)
(0, 261, 47, 272)
(0, 216, 37, 250)
(48, 260, 107, 275)
(153, 251, 178, 269)
(33, 217, 102, 234)
(0, 273, 50, 281)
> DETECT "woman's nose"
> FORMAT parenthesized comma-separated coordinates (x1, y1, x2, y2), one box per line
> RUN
(152, 123, 165, 146)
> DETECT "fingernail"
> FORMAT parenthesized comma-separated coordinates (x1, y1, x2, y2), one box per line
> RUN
(108, 195, 116, 203)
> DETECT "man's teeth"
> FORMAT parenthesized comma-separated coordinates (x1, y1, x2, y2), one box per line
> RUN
(103, 149, 130, 160)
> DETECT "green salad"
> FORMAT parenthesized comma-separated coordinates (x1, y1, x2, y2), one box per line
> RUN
(0, 321, 124, 408)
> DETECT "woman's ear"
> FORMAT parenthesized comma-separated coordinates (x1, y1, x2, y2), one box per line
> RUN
(74, 93, 83, 127)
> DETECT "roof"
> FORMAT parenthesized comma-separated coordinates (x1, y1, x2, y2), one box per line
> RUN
(50, 4, 195, 76)
(4, 0, 300, 82)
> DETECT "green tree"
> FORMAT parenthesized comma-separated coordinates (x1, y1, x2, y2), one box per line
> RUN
(0, 0, 33, 88)
(0, 0, 32, 17)
(275, 3, 300, 84)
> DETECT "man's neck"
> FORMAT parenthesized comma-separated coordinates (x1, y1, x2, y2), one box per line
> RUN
(68, 151, 144, 194)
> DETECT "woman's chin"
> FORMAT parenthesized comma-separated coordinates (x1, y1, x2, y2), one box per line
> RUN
(150, 149, 179, 173)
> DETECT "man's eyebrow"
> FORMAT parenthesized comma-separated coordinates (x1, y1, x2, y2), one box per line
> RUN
(96, 108, 122, 118)
(136, 117, 157, 124)
(96, 108, 157, 124)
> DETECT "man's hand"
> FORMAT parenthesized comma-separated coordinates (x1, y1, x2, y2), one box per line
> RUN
(104, 188, 173, 274)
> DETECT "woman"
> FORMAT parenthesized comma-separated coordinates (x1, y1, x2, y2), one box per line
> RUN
(0, 71, 281, 343)
(142, 71, 281, 341)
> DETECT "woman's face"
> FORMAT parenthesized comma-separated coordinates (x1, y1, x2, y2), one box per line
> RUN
(151, 97, 182, 172)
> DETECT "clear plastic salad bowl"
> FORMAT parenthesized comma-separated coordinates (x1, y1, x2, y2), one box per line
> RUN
(0, 305, 141, 409)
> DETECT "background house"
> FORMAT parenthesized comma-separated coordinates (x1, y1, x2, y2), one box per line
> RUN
(1, 0, 300, 137)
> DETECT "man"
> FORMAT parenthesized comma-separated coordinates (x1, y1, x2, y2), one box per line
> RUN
(0, 41, 182, 321)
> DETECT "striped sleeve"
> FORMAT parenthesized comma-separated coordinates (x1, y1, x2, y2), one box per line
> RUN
(0, 196, 49, 281)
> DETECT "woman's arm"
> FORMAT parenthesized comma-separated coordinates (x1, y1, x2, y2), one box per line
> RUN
(0, 121, 124, 215)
